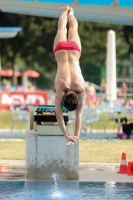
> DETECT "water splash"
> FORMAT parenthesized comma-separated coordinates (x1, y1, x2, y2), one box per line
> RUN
(51, 173, 63, 198)
(52, 173, 58, 189)
(51, 190, 63, 198)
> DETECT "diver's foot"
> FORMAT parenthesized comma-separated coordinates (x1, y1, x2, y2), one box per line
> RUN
(61, 6, 69, 12)
(68, 7, 74, 13)
(67, 7, 74, 20)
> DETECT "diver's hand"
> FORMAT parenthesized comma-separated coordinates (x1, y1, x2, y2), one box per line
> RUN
(65, 135, 79, 145)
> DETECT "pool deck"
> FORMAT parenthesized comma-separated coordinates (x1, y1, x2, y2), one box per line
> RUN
(0, 129, 132, 182)
(0, 160, 132, 182)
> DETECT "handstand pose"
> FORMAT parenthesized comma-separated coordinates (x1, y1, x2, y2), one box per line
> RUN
(53, 6, 86, 145)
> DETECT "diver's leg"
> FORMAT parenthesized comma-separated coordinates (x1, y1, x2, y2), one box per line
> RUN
(53, 6, 69, 51)
(67, 7, 81, 51)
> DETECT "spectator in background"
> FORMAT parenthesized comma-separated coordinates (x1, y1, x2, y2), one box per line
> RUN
(101, 78, 106, 93)
(123, 98, 133, 110)
(0, 81, 4, 91)
(1, 79, 11, 91)
(100, 78, 106, 102)
(86, 82, 96, 109)
(25, 81, 37, 92)
(15, 85, 24, 92)
(85, 81, 89, 107)
(118, 82, 128, 102)
(10, 84, 24, 92)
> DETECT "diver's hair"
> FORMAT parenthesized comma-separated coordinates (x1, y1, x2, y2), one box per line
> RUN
(63, 91, 79, 111)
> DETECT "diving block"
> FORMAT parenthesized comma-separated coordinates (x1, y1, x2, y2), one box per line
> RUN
(26, 105, 79, 180)
(26, 135, 79, 180)
(27, 105, 69, 135)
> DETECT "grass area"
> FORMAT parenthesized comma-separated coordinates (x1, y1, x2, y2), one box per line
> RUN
(0, 111, 132, 162)
(0, 111, 27, 129)
(0, 139, 25, 160)
(0, 139, 132, 163)
(79, 140, 133, 163)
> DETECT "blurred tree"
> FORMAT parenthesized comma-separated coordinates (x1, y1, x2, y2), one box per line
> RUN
(0, 11, 131, 88)
(78, 21, 128, 84)
(122, 26, 133, 53)
(0, 12, 58, 88)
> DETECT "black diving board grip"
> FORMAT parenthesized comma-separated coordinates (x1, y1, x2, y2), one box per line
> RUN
(34, 115, 69, 123)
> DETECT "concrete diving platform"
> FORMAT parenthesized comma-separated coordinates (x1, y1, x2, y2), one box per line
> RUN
(26, 105, 79, 180)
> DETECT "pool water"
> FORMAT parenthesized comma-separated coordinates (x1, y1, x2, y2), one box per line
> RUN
(0, 181, 133, 200)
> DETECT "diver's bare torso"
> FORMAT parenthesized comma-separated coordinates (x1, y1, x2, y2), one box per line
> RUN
(54, 50, 85, 94)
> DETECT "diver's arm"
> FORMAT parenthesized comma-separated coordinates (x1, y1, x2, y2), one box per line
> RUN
(55, 89, 78, 142)
(74, 91, 86, 138)
(55, 89, 68, 137)
(55, 93, 68, 138)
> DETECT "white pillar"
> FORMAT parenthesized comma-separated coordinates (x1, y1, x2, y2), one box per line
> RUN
(106, 30, 117, 102)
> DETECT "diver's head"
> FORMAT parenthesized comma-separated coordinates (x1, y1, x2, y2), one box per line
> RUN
(63, 91, 79, 111)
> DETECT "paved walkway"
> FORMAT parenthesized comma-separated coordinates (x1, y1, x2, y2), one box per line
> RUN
(0, 160, 132, 182)
(0, 130, 131, 182)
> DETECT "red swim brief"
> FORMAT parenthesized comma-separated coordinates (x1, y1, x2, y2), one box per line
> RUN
(54, 41, 81, 54)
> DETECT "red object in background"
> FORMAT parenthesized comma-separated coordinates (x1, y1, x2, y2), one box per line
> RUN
(0, 91, 10, 111)
(14, 70, 21, 77)
(117, 152, 127, 174)
(4, 69, 13, 76)
(23, 70, 40, 78)
(127, 162, 133, 176)
(0, 69, 21, 77)
(0, 91, 48, 111)
(0, 165, 11, 173)
(0, 70, 6, 76)
(5, 69, 21, 77)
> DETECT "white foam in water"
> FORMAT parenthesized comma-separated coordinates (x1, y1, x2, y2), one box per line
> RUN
(51, 173, 63, 198)
(51, 190, 63, 198)
(52, 174, 57, 188)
